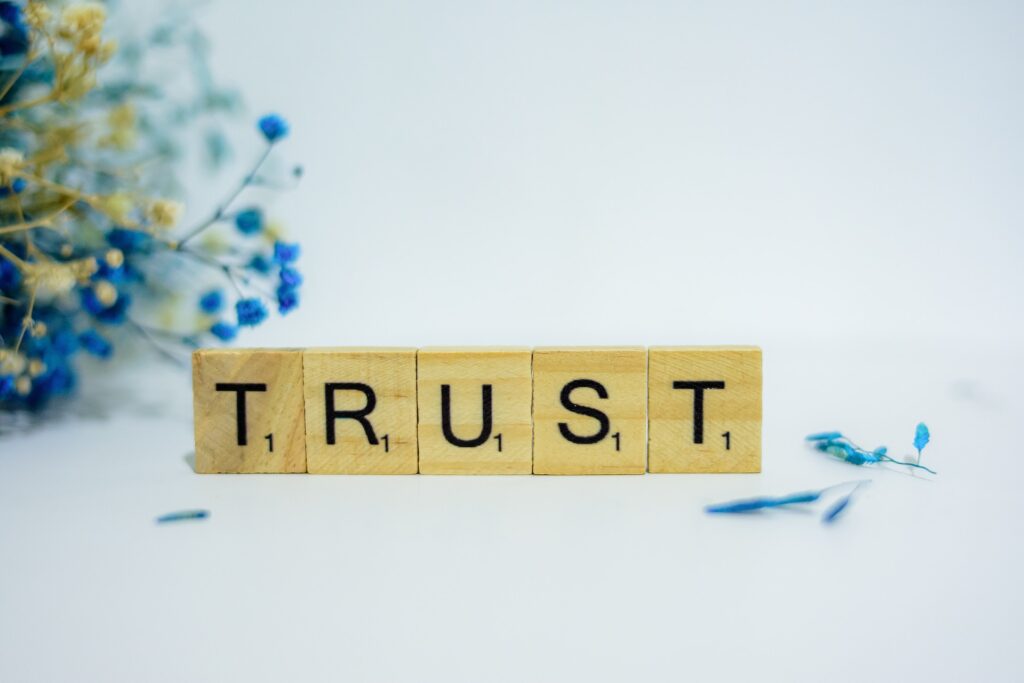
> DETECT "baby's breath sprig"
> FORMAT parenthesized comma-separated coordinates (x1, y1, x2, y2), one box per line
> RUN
(0, 3, 303, 412)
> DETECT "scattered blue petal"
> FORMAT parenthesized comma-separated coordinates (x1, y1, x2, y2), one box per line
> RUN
(914, 422, 931, 455)
(106, 228, 152, 254)
(821, 496, 852, 524)
(156, 509, 209, 524)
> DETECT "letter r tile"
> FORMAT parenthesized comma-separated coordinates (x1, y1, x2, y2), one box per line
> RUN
(647, 346, 762, 473)
(192, 349, 306, 473)
(303, 347, 418, 474)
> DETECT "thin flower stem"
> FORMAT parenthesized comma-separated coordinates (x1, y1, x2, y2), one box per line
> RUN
(13, 282, 39, 353)
(176, 143, 274, 248)
(0, 198, 78, 236)
(127, 320, 187, 366)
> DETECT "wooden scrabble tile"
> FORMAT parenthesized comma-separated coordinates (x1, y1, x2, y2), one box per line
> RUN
(192, 349, 306, 474)
(302, 347, 418, 474)
(647, 346, 762, 473)
(417, 347, 533, 474)
(532, 347, 647, 475)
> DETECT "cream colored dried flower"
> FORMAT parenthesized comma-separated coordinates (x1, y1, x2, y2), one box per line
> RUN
(0, 147, 25, 185)
(25, 2, 52, 29)
(99, 193, 132, 223)
(147, 199, 184, 229)
(60, 3, 107, 43)
(92, 280, 118, 307)
(15, 376, 31, 396)
(104, 248, 124, 268)
(0, 350, 27, 376)
(28, 359, 46, 377)
(23, 262, 78, 297)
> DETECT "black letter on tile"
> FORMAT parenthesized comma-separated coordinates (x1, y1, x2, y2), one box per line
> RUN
(672, 381, 726, 444)
(325, 383, 378, 445)
(441, 384, 493, 447)
(215, 383, 267, 446)
(558, 379, 610, 444)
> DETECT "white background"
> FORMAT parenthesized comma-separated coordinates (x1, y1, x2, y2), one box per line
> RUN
(2, 1, 1023, 681)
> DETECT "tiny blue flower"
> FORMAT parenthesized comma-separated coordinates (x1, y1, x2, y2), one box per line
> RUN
(80, 289, 131, 324)
(279, 266, 303, 289)
(234, 208, 263, 235)
(0, 374, 14, 399)
(276, 285, 299, 315)
(247, 254, 272, 274)
(0, 178, 26, 196)
(258, 114, 289, 143)
(199, 289, 224, 314)
(106, 228, 152, 254)
(78, 330, 113, 359)
(210, 321, 238, 341)
(272, 241, 300, 265)
(235, 298, 268, 327)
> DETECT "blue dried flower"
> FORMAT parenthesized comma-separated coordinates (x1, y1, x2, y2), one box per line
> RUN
(106, 228, 152, 254)
(0, 178, 26, 196)
(235, 208, 263, 235)
(235, 298, 268, 327)
(258, 114, 289, 143)
(199, 289, 224, 314)
(210, 321, 237, 341)
(80, 289, 132, 324)
(279, 266, 303, 289)
(0, 2, 28, 57)
(0, 374, 14, 399)
(78, 330, 113, 359)
(276, 285, 299, 315)
(247, 254, 272, 274)
(272, 241, 300, 265)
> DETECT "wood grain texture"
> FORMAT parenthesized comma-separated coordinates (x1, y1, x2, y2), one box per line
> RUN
(532, 347, 647, 475)
(647, 346, 761, 473)
(417, 347, 533, 474)
(192, 349, 306, 474)
(303, 347, 418, 474)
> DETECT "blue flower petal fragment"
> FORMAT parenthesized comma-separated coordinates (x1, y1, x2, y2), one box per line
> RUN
(235, 298, 268, 327)
(258, 114, 289, 143)
(820, 481, 869, 525)
(913, 422, 931, 463)
(705, 489, 823, 514)
(806, 429, 936, 475)
(155, 509, 210, 524)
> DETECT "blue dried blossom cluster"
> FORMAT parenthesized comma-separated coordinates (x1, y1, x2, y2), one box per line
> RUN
(0, 5, 302, 412)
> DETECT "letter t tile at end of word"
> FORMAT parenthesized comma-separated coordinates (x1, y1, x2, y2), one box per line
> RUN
(647, 346, 762, 474)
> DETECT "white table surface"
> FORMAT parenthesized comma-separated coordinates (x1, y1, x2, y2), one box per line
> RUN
(1, 340, 1020, 682)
